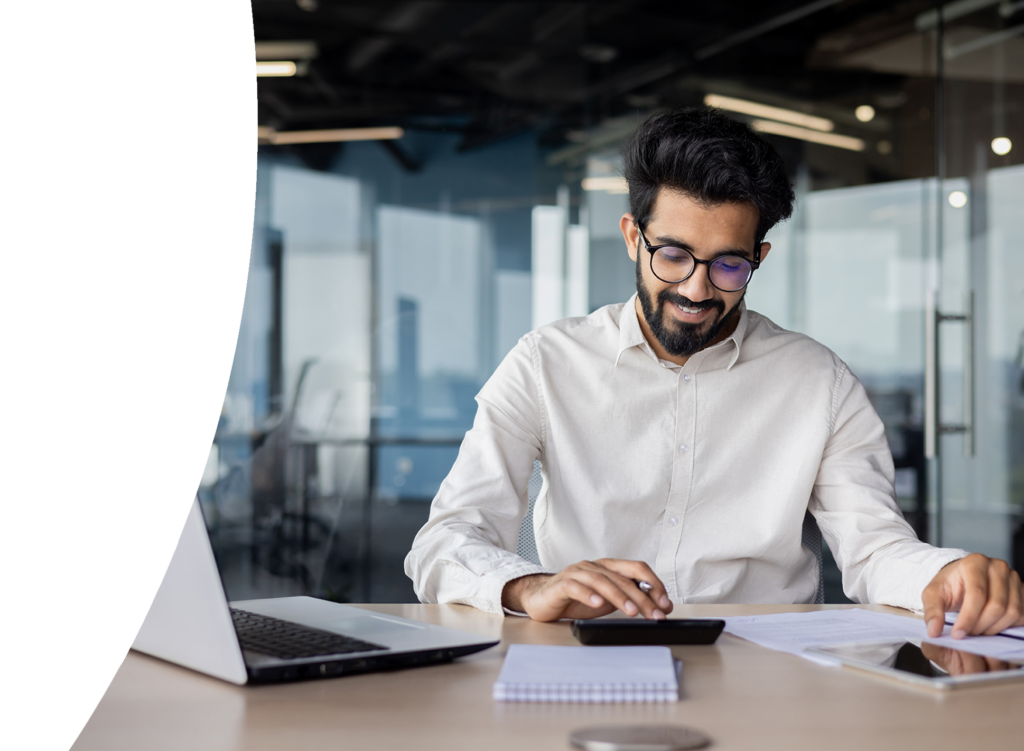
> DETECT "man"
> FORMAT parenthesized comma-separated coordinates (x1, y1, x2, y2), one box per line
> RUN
(405, 107, 1023, 640)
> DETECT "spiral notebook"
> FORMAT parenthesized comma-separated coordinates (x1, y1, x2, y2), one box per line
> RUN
(493, 644, 680, 703)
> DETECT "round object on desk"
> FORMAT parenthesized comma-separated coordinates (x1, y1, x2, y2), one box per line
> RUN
(569, 725, 711, 751)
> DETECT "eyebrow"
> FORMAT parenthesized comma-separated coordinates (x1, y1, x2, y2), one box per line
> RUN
(652, 235, 754, 261)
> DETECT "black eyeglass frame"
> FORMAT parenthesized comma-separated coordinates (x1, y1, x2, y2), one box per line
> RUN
(636, 224, 761, 292)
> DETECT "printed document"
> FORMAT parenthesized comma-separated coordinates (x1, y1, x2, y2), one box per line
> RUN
(722, 609, 1024, 665)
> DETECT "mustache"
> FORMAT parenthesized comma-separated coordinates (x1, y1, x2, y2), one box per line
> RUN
(658, 291, 724, 315)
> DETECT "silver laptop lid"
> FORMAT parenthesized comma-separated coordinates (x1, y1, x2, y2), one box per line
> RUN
(132, 498, 248, 685)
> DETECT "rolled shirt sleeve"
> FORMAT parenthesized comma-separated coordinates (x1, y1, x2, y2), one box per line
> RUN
(810, 361, 967, 611)
(405, 337, 552, 614)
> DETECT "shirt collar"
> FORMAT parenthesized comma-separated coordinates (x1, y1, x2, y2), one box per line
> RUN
(615, 293, 749, 370)
(615, 294, 648, 366)
(722, 301, 748, 370)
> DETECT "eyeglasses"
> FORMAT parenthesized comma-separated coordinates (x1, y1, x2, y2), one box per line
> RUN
(637, 225, 760, 293)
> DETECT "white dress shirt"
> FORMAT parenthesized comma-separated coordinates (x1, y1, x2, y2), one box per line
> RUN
(405, 296, 967, 615)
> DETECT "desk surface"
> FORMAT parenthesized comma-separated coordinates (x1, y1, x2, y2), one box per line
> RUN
(73, 604, 1024, 751)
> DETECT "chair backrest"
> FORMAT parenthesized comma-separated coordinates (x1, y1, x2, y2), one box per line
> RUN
(515, 461, 544, 565)
(517, 461, 826, 605)
(802, 511, 825, 605)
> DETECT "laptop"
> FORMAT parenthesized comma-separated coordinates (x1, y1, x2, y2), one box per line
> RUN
(132, 497, 498, 684)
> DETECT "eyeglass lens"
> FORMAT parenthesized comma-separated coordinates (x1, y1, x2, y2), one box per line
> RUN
(651, 247, 752, 291)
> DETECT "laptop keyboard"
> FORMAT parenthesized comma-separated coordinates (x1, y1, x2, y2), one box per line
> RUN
(231, 609, 390, 660)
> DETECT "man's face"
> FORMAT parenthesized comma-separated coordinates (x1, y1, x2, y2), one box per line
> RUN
(620, 189, 770, 361)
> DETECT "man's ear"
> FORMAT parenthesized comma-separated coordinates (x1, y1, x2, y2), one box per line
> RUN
(620, 214, 638, 262)
(758, 242, 771, 263)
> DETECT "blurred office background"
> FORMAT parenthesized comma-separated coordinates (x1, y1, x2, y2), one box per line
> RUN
(202, 0, 1024, 605)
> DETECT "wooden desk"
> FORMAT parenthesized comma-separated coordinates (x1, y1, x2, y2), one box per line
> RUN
(73, 604, 1024, 751)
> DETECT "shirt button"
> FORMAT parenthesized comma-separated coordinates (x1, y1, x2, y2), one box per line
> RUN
(669, 516, 678, 526)
(679, 444, 687, 453)
(683, 374, 691, 382)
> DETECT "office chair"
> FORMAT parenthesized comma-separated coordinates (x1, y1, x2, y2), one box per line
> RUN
(517, 462, 827, 605)
(802, 511, 825, 605)
(516, 461, 544, 565)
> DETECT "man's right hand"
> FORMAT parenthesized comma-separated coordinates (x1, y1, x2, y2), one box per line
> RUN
(501, 559, 674, 622)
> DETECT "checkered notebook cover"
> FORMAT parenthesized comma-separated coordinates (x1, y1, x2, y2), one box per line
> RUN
(493, 644, 679, 703)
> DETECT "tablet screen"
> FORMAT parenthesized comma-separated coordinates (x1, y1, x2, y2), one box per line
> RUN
(813, 640, 1024, 679)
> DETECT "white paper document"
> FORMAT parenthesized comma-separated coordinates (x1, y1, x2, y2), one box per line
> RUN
(722, 609, 1024, 665)
(945, 611, 1024, 640)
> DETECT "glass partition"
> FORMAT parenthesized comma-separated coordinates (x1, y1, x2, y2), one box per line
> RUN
(219, 0, 1023, 604)
(938, 3, 1024, 562)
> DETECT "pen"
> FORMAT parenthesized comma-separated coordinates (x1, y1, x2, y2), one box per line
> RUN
(944, 615, 1024, 642)
(635, 580, 653, 594)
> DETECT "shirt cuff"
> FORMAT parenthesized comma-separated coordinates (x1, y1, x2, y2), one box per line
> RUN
(898, 547, 970, 612)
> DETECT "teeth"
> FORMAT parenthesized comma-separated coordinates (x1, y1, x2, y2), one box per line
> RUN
(676, 304, 703, 313)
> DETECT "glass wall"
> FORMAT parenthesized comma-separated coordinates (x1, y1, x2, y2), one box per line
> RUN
(213, 1, 1024, 604)
(938, 5, 1024, 564)
(206, 130, 563, 601)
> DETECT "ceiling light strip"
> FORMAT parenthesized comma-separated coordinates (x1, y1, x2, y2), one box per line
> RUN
(945, 22, 1024, 58)
(916, 0, 1001, 31)
(255, 40, 318, 60)
(581, 176, 629, 193)
(704, 94, 834, 132)
(261, 127, 405, 145)
(256, 61, 297, 77)
(750, 120, 865, 152)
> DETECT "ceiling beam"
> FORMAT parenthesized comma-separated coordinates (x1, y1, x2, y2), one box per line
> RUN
(695, 0, 845, 60)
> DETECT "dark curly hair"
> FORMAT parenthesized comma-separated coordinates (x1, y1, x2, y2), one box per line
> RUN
(622, 107, 795, 246)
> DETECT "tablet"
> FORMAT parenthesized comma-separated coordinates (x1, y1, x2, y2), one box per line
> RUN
(805, 640, 1024, 690)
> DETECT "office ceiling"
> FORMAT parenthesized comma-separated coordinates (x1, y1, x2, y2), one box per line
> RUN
(253, 0, 1024, 152)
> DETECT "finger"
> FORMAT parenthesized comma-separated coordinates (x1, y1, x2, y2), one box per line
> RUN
(618, 577, 667, 618)
(577, 562, 657, 617)
(921, 558, 964, 638)
(596, 559, 673, 612)
(945, 650, 965, 676)
(558, 578, 620, 620)
(603, 570, 667, 620)
(920, 643, 958, 675)
(1014, 573, 1024, 627)
(919, 643, 943, 662)
(984, 657, 1010, 672)
(1017, 574, 1024, 627)
(921, 581, 948, 638)
(960, 651, 987, 675)
(966, 561, 1015, 631)
(973, 561, 1011, 635)
(573, 569, 646, 618)
(952, 557, 990, 639)
(525, 573, 620, 622)
(985, 570, 1023, 635)
(570, 568, 640, 616)
(563, 578, 606, 610)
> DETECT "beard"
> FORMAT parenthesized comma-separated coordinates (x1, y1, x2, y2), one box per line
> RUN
(635, 255, 743, 357)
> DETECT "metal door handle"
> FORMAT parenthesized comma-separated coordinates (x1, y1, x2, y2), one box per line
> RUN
(925, 290, 974, 459)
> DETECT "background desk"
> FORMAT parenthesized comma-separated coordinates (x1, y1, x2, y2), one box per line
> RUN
(73, 604, 1024, 751)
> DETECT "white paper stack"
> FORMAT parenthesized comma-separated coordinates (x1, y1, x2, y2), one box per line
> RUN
(492, 644, 679, 703)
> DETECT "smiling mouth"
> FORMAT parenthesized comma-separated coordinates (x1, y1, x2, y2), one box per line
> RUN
(673, 302, 713, 316)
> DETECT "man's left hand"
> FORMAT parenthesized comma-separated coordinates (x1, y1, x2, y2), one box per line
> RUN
(922, 553, 1024, 638)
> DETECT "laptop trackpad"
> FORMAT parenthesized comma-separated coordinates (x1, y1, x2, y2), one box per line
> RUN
(326, 616, 425, 642)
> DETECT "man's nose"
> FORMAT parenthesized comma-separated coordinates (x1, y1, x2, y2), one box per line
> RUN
(675, 262, 715, 301)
